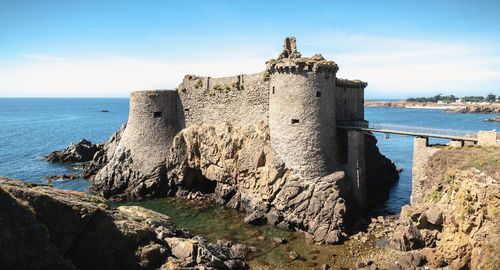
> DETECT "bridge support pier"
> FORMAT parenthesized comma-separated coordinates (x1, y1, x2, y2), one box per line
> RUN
(347, 130, 367, 209)
(411, 137, 440, 205)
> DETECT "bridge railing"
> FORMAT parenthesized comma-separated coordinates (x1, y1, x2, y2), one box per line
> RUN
(337, 121, 477, 138)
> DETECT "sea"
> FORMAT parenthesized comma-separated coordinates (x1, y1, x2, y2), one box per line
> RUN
(1, 97, 498, 268)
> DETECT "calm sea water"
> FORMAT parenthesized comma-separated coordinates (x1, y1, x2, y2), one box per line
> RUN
(0, 98, 498, 211)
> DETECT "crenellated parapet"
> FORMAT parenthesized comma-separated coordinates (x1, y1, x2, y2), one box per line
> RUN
(266, 56, 339, 74)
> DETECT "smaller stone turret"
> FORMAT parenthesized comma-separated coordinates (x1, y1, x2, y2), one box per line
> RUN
(278, 37, 302, 59)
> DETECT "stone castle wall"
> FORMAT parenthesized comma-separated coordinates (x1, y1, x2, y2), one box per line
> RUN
(335, 79, 366, 122)
(177, 72, 270, 128)
(269, 69, 338, 178)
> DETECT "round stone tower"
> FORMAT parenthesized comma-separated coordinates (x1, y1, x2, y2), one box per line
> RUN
(267, 37, 340, 178)
(120, 90, 183, 171)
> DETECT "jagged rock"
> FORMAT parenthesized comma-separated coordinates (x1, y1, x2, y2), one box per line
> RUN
(390, 223, 424, 251)
(390, 147, 500, 269)
(364, 134, 399, 205)
(389, 253, 426, 270)
(425, 206, 443, 226)
(287, 251, 299, 261)
(0, 177, 249, 270)
(45, 139, 102, 163)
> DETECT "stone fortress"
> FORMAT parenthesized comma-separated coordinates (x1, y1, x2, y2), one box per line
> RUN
(88, 37, 397, 244)
(128, 36, 366, 184)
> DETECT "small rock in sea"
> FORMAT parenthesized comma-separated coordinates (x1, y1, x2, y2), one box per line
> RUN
(483, 116, 500, 122)
(43, 173, 81, 182)
(396, 167, 403, 173)
(287, 251, 299, 261)
(101, 109, 109, 112)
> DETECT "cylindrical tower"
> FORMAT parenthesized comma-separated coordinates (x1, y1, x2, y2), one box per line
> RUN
(120, 90, 183, 171)
(267, 38, 340, 178)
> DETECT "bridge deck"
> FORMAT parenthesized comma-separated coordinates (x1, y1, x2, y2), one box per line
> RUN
(337, 122, 478, 142)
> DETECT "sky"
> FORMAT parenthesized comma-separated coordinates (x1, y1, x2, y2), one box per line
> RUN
(0, 0, 499, 98)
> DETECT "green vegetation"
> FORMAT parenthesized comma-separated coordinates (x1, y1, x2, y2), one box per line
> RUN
(146, 92, 158, 97)
(212, 84, 222, 90)
(135, 246, 142, 256)
(425, 190, 443, 203)
(194, 79, 203, 89)
(407, 94, 458, 103)
(181, 87, 187, 92)
(426, 147, 500, 182)
(463, 204, 474, 214)
(224, 85, 230, 91)
(231, 81, 238, 88)
(406, 93, 498, 103)
(263, 71, 270, 81)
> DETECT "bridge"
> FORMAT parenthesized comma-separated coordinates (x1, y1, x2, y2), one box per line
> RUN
(337, 121, 478, 142)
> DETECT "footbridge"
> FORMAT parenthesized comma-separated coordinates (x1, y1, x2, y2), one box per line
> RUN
(337, 121, 478, 142)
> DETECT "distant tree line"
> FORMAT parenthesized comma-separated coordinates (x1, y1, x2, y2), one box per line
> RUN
(406, 93, 498, 103)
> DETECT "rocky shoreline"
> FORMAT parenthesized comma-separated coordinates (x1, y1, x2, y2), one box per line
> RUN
(44, 122, 399, 246)
(7, 136, 500, 269)
(0, 176, 250, 270)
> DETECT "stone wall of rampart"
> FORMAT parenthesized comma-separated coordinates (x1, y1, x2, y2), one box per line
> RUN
(177, 73, 270, 127)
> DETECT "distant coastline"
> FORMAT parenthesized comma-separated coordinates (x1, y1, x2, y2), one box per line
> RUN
(365, 100, 500, 114)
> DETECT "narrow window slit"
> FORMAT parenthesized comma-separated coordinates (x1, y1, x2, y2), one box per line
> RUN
(153, 111, 162, 118)
(291, 119, 299, 124)
(316, 91, 321, 97)
(272, 86, 275, 94)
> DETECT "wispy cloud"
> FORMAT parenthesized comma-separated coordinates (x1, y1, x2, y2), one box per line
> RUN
(1, 33, 499, 98)
(307, 32, 500, 97)
(0, 52, 268, 97)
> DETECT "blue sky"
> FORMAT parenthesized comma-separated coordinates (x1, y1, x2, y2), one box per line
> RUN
(1, 0, 499, 98)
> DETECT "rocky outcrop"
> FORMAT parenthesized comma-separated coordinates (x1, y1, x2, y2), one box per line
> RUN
(483, 116, 500, 122)
(77, 122, 398, 244)
(158, 123, 348, 243)
(45, 139, 102, 163)
(365, 134, 399, 205)
(364, 100, 408, 108)
(389, 146, 500, 269)
(443, 105, 500, 114)
(0, 176, 249, 270)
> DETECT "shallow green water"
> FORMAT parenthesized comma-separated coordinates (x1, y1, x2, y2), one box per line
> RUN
(117, 198, 375, 269)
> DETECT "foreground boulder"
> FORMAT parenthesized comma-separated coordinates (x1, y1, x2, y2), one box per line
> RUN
(0, 176, 248, 270)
